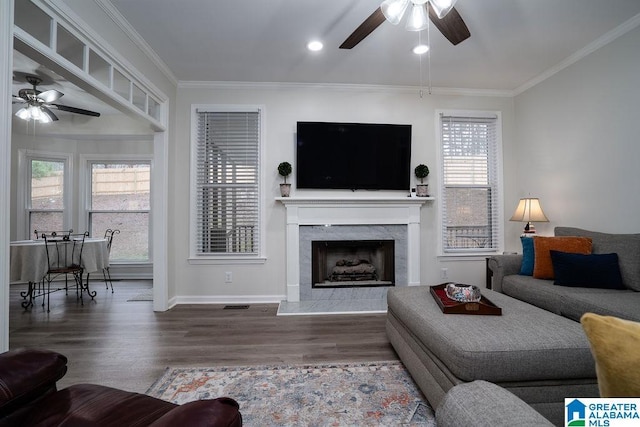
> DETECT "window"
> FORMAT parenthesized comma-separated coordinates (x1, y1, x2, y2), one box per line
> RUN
(191, 106, 263, 260)
(438, 112, 502, 254)
(88, 162, 151, 262)
(20, 151, 72, 238)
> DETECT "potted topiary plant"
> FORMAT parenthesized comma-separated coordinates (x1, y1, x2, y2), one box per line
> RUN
(278, 161, 292, 197)
(414, 164, 430, 197)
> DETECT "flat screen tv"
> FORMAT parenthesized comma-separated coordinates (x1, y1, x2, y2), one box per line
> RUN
(296, 121, 411, 190)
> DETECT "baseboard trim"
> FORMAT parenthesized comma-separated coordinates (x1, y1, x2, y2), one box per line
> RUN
(172, 295, 286, 306)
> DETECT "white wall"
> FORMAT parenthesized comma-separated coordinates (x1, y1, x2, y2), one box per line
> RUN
(513, 25, 640, 250)
(173, 85, 515, 299)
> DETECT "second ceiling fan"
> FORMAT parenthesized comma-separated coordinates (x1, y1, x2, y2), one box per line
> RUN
(340, 0, 470, 49)
(13, 74, 101, 123)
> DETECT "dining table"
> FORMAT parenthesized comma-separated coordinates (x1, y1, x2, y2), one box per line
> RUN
(10, 238, 110, 309)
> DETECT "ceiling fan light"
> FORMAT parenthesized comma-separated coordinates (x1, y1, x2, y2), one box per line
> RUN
(28, 105, 42, 121)
(429, 0, 458, 19)
(307, 40, 323, 51)
(413, 44, 429, 54)
(39, 113, 53, 124)
(381, 0, 410, 25)
(405, 4, 428, 31)
(15, 107, 31, 121)
(39, 107, 56, 123)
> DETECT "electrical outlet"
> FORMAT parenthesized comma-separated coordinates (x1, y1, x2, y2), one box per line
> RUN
(225, 272, 232, 283)
(441, 268, 448, 280)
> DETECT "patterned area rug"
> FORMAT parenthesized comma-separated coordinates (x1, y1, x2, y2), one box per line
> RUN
(147, 361, 435, 426)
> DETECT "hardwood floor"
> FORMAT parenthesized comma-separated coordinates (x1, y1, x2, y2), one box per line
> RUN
(9, 280, 398, 394)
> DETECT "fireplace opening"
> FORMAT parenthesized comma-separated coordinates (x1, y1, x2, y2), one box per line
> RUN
(312, 240, 395, 288)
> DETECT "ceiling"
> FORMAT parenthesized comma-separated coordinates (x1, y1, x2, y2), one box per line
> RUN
(108, 0, 640, 91)
(10, 0, 640, 127)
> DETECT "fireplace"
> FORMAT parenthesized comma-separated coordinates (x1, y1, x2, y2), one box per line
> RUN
(299, 225, 407, 301)
(312, 240, 395, 288)
(276, 196, 428, 302)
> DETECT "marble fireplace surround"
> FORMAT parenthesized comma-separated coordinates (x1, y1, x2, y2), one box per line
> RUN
(277, 197, 429, 302)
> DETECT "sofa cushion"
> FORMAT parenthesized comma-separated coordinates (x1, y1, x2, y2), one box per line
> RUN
(560, 290, 640, 322)
(555, 227, 640, 291)
(502, 275, 564, 314)
(436, 380, 554, 427)
(551, 251, 625, 290)
(581, 313, 640, 397)
(519, 236, 535, 275)
(502, 275, 640, 322)
(533, 236, 592, 279)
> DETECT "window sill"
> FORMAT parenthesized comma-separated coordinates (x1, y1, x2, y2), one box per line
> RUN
(438, 251, 500, 261)
(109, 261, 152, 265)
(188, 256, 267, 265)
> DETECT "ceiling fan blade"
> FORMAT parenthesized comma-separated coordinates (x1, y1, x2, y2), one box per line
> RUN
(37, 89, 64, 103)
(40, 106, 59, 122)
(428, 4, 470, 45)
(50, 103, 101, 117)
(340, 7, 387, 49)
(12, 95, 27, 104)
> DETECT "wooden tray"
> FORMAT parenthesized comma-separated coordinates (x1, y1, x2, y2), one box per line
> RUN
(430, 283, 502, 315)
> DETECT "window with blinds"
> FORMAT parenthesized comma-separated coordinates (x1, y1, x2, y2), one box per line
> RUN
(439, 113, 501, 253)
(193, 108, 261, 256)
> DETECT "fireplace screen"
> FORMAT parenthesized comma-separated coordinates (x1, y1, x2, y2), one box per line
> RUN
(312, 240, 395, 288)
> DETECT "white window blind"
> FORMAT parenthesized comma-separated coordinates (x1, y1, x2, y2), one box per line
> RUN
(440, 114, 500, 253)
(195, 110, 260, 255)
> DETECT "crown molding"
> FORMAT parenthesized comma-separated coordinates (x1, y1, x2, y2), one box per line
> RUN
(34, 0, 169, 107)
(514, 12, 640, 96)
(25, 133, 153, 142)
(178, 80, 514, 98)
(94, 0, 178, 87)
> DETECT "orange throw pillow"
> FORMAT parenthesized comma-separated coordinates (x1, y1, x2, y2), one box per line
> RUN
(532, 236, 592, 279)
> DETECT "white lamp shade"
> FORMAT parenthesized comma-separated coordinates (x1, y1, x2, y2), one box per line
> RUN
(405, 4, 429, 31)
(15, 105, 55, 123)
(510, 198, 549, 223)
(429, 0, 458, 19)
(381, 0, 410, 25)
(15, 107, 31, 120)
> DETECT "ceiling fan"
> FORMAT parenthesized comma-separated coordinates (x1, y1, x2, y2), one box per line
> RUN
(12, 74, 101, 123)
(340, 0, 470, 49)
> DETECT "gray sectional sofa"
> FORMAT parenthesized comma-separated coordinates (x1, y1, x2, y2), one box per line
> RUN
(489, 227, 640, 322)
(387, 227, 640, 426)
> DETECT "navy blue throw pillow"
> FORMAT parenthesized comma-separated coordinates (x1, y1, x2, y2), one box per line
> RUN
(519, 236, 535, 276)
(550, 250, 625, 289)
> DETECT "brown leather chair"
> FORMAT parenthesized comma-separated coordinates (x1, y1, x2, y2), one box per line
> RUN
(0, 348, 242, 426)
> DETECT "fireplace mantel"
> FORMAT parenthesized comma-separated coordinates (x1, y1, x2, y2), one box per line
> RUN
(277, 196, 431, 302)
(276, 196, 434, 205)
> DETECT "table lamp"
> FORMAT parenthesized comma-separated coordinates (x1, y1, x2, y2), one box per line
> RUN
(510, 198, 549, 234)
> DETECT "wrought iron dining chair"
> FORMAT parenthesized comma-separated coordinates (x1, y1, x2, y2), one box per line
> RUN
(34, 229, 73, 240)
(102, 229, 120, 292)
(31, 230, 74, 298)
(41, 231, 89, 312)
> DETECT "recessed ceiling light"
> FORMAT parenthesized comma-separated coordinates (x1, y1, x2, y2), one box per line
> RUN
(413, 44, 429, 55)
(307, 40, 323, 52)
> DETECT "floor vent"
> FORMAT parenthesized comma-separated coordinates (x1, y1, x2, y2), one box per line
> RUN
(223, 305, 250, 310)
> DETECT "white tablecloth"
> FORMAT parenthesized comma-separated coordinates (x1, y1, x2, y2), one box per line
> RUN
(10, 238, 109, 283)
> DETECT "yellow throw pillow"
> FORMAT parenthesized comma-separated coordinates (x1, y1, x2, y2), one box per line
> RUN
(532, 236, 592, 279)
(581, 313, 640, 397)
